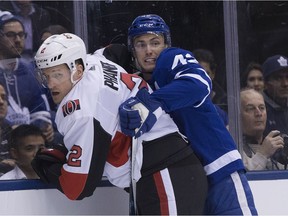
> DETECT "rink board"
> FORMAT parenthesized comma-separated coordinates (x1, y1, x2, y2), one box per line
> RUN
(0, 171, 287, 215)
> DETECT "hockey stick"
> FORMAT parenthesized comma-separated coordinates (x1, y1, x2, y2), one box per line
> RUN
(129, 102, 150, 214)
(129, 137, 138, 215)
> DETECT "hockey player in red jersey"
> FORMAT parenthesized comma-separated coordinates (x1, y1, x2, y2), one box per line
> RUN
(32, 33, 207, 215)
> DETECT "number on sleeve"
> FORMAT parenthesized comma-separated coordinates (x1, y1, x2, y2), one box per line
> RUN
(67, 145, 82, 167)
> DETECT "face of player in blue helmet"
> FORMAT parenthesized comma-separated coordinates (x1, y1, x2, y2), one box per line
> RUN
(133, 33, 167, 80)
(128, 14, 171, 80)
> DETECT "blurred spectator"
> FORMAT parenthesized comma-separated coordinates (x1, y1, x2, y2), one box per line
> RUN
(193, 48, 228, 127)
(193, 48, 228, 112)
(241, 62, 264, 92)
(240, 88, 285, 170)
(0, 11, 54, 145)
(262, 55, 288, 137)
(39, 24, 68, 45)
(0, 124, 45, 180)
(0, 0, 51, 60)
(0, 84, 15, 176)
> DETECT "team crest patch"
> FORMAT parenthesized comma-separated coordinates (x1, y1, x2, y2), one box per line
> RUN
(62, 99, 81, 117)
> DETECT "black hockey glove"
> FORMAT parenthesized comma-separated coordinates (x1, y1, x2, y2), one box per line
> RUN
(31, 144, 68, 184)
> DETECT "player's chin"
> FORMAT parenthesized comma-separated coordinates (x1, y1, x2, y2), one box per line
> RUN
(52, 95, 62, 105)
(143, 65, 155, 74)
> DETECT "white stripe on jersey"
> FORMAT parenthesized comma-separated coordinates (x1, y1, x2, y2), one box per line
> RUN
(204, 149, 242, 175)
(160, 168, 177, 215)
(231, 171, 252, 216)
(175, 72, 211, 108)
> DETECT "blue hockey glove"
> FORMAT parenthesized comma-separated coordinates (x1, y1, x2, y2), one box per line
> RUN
(119, 88, 163, 138)
(119, 98, 142, 137)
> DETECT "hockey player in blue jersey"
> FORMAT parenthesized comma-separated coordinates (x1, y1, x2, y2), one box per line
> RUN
(119, 14, 258, 215)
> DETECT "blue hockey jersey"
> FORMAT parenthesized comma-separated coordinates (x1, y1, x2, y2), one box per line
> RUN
(150, 47, 245, 185)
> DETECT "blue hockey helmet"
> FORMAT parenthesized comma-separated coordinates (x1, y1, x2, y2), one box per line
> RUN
(128, 14, 171, 50)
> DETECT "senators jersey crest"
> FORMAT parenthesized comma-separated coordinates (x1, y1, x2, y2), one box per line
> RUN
(62, 99, 81, 117)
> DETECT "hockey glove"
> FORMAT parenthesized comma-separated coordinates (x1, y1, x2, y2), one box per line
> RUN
(31, 145, 67, 184)
(119, 88, 163, 138)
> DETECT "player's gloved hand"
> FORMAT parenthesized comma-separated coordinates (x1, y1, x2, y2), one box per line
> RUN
(119, 88, 163, 138)
(31, 144, 68, 184)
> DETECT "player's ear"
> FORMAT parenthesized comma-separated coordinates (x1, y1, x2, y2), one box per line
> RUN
(131, 49, 136, 58)
(74, 63, 84, 80)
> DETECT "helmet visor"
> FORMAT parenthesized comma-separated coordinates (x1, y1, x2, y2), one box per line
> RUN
(34, 67, 48, 88)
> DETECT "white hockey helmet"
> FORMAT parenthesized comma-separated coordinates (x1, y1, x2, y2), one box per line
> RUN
(35, 33, 87, 71)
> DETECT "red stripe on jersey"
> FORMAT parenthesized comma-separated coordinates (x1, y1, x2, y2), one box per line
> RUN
(120, 73, 148, 91)
(106, 131, 130, 167)
(153, 171, 169, 215)
(60, 168, 88, 200)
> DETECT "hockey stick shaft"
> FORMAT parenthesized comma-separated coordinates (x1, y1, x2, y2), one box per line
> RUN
(129, 137, 137, 215)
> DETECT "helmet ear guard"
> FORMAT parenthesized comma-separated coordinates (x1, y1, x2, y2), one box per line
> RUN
(127, 14, 171, 51)
(70, 62, 84, 85)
